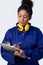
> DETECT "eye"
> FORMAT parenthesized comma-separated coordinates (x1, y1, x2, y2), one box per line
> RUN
(19, 15, 21, 17)
(24, 16, 27, 18)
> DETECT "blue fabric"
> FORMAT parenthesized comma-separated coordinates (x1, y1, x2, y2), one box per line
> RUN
(1, 26, 43, 65)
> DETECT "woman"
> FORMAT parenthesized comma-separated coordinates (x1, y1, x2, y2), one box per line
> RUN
(1, 0, 43, 65)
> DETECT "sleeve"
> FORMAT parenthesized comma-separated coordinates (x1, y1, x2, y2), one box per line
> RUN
(1, 29, 15, 64)
(25, 29, 43, 61)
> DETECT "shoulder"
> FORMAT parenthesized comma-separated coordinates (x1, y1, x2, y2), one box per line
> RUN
(31, 26, 43, 35)
(6, 26, 17, 33)
(31, 26, 42, 34)
(5, 26, 17, 36)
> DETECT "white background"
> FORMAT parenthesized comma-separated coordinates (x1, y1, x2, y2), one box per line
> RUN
(0, 0, 43, 65)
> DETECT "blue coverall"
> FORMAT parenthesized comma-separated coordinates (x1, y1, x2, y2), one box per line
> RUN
(1, 26, 43, 65)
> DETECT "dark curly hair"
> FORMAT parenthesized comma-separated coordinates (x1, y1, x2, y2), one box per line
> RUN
(18, 0, 33, 20)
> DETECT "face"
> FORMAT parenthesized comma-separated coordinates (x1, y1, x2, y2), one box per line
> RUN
(18, 10, 30, 26)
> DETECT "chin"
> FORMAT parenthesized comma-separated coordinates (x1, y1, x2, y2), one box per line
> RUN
(19, 22, 27, 26)
(20, 24, 26, 26)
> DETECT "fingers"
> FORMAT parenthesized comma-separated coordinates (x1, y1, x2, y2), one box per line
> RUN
(13, 44, 25, 57)
(14, 49, 25, 57)
(14, 50, 21, 56)
(19, 49, 24, 54)
(13, 44, 20, 49)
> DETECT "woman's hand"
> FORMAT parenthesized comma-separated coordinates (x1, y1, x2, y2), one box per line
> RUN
(13, 44, 20, 49)
(13, 44, 25, 57)
(14, 49, 25, 57)
(13, 44, 21, 56)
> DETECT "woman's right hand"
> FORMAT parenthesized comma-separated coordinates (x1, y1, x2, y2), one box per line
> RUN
(14, 49, 25, 58)
(13, 44, 20, 49)
(13, 44, 20, 56)
(13, 44, 25, 58)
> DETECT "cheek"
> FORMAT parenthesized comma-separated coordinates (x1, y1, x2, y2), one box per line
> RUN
(24, 18, 29, 22)
(18, 18, 21, 21)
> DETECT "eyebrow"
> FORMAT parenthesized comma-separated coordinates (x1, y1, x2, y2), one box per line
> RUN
(18, 14, 28, 16)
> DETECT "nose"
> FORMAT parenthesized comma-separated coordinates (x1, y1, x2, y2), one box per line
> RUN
(21, 16, 24, 21)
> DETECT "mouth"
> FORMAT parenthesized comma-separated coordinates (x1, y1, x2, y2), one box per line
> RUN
(19, 22, 25, 24)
